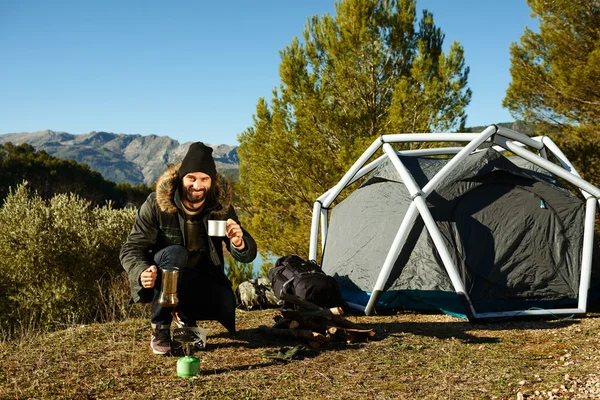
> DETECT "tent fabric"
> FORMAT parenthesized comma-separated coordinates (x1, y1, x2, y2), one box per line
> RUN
(321, 148, 589, 315)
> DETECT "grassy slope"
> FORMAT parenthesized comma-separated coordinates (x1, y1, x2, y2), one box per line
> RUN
(2, 309, 600, 400)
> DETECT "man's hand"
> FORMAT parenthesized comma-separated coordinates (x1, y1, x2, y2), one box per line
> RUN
(226, 219, 244, 249)
(140, 265, 157, 288)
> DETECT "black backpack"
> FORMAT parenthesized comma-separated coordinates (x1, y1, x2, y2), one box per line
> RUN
(268, 255, 345, 309)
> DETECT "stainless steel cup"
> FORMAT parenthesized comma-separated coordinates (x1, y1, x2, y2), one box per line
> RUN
(158, 268, 179, 307)
(208, 220, 227, 237)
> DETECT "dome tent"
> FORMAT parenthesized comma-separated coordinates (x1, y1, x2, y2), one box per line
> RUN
(309, 125, 600, 320)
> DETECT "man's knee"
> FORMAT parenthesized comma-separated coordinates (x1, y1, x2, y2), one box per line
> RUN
(153, 245, 189, 269)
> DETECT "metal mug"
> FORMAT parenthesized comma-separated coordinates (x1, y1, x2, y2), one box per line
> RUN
(207, 220, 227, 237)
(158, 267, 179, 307)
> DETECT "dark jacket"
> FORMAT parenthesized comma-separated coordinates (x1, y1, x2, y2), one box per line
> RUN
(120, 163, 257, 303)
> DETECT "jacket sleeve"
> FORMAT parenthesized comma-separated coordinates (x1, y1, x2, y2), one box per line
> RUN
(224, 205, 257, 264)
(120, 193, 159, 303)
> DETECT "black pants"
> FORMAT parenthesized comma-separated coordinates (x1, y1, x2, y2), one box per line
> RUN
(151, 245, 236, 333)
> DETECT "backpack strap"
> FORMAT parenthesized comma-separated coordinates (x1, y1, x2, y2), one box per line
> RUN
(278, 259, 320, 296)
(281, 276, 296, 295)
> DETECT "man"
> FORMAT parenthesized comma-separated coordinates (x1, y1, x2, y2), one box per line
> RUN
(120, 142, 257, 355)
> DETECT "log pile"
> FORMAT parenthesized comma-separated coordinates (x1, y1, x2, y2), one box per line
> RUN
(258, 293, 375, 349)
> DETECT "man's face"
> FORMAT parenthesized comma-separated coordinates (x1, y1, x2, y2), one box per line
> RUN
(182, 172, 212, 204)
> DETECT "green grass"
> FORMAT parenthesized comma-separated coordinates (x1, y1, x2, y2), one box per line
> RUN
(2, 309, 600, 399)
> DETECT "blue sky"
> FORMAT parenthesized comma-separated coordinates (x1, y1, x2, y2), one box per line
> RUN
(0, 0, 538, 146)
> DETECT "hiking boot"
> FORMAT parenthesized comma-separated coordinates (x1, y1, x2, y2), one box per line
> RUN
(150, 329, 172, 355)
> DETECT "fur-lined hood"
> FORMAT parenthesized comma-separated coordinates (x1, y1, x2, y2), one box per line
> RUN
(155, 162, 233, 216)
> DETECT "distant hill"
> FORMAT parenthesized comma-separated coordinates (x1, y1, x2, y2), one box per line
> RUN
(463, 121, 536, 136)
(0, 142, 151, 207)
(0, 130, 239, 185)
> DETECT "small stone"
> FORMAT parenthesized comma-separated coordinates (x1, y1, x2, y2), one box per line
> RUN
(516, 392, 524, 400)
(519, 380, 526, 386)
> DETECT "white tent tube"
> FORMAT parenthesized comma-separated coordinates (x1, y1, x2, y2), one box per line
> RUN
(320, 207, 328, 253)
(475, 143, 524, 154)
(422, 125, 498, 196)
(412, 197, 470, 295)
(364, 202, 419, 315)
(529, 136, 549, 158)
(382, 133, 481, 143)
(345, 153, 388, 187)
(541, 136, 582, 177)
(315, 188, 331, 203)
(494, 135, 600, 198)
(398, 147, 465, 157)
(578, 197, 597, 311)
(308, 200, 322, 261)
(496, 126, 544, 150)
(314, 154, 388, 202)
(322, 139, 382, 207)
(382, 143, 422, 195)
(541, 136, 594, 200)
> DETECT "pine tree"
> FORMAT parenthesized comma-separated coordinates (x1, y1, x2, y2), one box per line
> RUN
(503, 1, 600, 126)
(503, 1, 600, 186)
(238, 0, 471, 258)
(225, 255, 254, 292)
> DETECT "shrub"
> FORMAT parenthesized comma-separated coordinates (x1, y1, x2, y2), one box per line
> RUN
(225, 255, 255, 292)
(0, 182, 136, 336)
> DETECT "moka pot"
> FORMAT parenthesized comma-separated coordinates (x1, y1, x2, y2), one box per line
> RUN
(158, 267, 179, 307)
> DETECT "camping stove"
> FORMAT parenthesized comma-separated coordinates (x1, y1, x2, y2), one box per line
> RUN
(173, 327, 206, 377)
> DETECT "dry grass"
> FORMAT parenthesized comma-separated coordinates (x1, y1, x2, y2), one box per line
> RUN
(2, 309, 600, 399)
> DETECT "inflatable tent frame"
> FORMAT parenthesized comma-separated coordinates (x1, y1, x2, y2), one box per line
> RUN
(309, 125, 600, 320)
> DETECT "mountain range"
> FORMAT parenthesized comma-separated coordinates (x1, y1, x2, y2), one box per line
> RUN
(0, 130, 239, 186)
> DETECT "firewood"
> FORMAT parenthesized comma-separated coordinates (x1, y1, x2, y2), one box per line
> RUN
(279, 293, 345, 315)
(330, 316, 372, 332)
(279, 293, 322, 311)
(300, 309, 335, 319)
(280, 309, 374, 337)
(329, 307, 344, 316)
(272, 318, 290, 329)
(280, 310, 330, 333)
(332, 326, 375, 338)
(259, 325, 327, 343)
(280, 309, 304, 321)
(345, 332, 357, 344)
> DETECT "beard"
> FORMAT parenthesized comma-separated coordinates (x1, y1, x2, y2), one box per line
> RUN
(184, 186, 208, 204)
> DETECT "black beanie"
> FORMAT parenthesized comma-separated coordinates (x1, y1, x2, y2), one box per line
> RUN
(178, 142, 217, 181)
